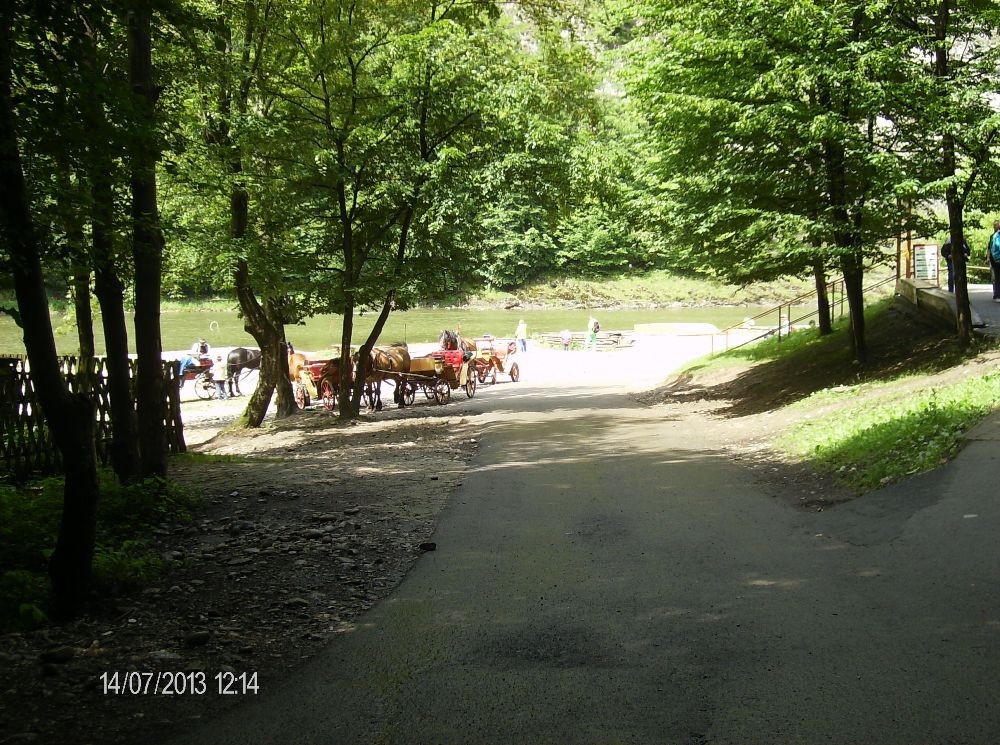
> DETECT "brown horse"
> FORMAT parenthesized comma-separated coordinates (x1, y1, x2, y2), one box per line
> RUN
(288, 352, 308, 384)
(438, 329, 475, 353)
(354, 343, 410, 411)
(317, 357, 344, 411)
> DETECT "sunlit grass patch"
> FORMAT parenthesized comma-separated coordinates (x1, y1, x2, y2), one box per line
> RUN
(780, 370, 1000, 489)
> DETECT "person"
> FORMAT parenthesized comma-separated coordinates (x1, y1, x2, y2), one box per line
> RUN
(560, 329, 572, 351)
(286, 340, 295, 356)
(515, 319, 527, 353)
(942, 235, 970, 293)
(212, 354, 228, 400)
(586, 316, 599, 350)
(989, 221, 1000, 302)
(191, 338, 210, 356)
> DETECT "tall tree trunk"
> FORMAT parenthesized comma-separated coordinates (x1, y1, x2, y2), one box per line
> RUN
(824, 128, 867, 362)
(339, 294, 359, 419)
(233, 258, 295, 426)
(0, 10, 100, 616)
(935, 0, 973, 346)
(81, 21, 141, 484)
(71, 255, 95, 361)
(841, 252, 867, 363)
(813, 260, 832, 335)
(92, 175, 141, 483)
(127, 3, 167, 476)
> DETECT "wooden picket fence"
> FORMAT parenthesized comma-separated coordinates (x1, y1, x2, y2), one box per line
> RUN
(0, 354, 185, 478)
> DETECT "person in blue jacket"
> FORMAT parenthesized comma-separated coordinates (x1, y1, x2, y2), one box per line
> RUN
(988, 221, 1000, 301)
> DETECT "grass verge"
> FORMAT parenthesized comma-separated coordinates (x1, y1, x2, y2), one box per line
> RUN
(660, 298, 1000, 492)
(780, 370, 1000, 490)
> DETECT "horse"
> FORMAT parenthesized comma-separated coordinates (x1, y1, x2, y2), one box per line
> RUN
(288, 352, 308, 384)
(353, 343, 410, 411)
(438, 329, 476, 353)
(226, 347, 261, 397)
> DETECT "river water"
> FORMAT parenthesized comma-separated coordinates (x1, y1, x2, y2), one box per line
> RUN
(0, 305, 786, 355)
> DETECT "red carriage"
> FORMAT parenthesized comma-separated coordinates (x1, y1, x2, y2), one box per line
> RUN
(179, 357, 218, 400)
(470, 336, 520, 385)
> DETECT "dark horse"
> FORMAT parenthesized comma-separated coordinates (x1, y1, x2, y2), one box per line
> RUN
(438, 329, 475, 353)
(226, 347, 261, 397)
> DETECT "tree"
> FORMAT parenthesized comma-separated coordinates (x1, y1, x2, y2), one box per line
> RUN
(127, 0, 169, 476)
(624, 0, 908, 361)
(886, 0, 1000, 347)
(0, 1, 101, 615)
(266, 0, 589, 416)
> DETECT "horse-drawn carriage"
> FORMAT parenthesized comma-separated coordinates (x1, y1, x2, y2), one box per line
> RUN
(285, 330, 485, 413)
(394, 348, 477, 405)
(471, 336, 520, 385)
(179, 357, 218, 399)
(290, 355, 342, 410)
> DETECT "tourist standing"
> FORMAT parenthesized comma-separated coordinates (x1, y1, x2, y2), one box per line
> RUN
(942, 236, 970, 293)
(989, 221, 1000, 301)
(212, 355, 229, 400)
(515, 319, 528, 353)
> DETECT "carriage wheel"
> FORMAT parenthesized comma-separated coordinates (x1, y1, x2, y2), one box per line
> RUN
(465, 368, 477, 398)
(195, 372, 217, 400)
(509, 363, 520, 382)
(402, 383, 416, 406)
(423, 384, 435, 400)
(320, 377, 337, 412)
(433, 379, 451, 405)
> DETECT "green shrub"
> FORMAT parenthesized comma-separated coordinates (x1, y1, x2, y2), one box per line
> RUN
(0, 470, 202, 632)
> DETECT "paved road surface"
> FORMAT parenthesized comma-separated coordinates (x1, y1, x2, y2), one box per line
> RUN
(970, 282, 1000, 335)
(172, 348, 1000, 745)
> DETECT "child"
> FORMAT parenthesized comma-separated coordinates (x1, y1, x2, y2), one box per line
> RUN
(560, 329, 572, 351)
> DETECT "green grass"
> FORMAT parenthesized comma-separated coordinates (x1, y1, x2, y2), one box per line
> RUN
(674, 302, 863, 379)
(780, 370, 1000, 490)
(0, 472, 203, 631)
(479, 270, 821, 308)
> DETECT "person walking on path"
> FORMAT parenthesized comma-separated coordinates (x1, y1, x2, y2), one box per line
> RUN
(988, 221, 1000, 302)
(560, 329, 572, 351)
(586, 316, 599, 350)
(212, 354, 229, 400)
(515, 319, 528, 353)
(943, 236, 970, 293)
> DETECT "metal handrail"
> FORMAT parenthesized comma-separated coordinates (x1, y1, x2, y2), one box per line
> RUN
(717, 278, 845, 336)
(712, 275, 897, 355)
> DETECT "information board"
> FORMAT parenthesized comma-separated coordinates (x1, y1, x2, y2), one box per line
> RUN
(913, 243, 939, 282)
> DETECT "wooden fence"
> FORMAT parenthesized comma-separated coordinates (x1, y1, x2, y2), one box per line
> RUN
(534, 331, 636, 350)
(0, 355, 185, 478)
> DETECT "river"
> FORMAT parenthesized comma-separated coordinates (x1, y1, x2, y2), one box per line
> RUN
(0, 305, 788, 355)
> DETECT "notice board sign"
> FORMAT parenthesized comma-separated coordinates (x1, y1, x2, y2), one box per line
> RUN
(913, 243, 939, 282)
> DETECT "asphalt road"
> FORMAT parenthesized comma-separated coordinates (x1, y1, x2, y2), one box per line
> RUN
(172, 356, 1000, 745)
